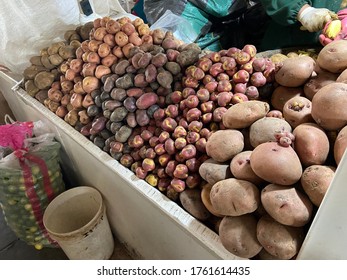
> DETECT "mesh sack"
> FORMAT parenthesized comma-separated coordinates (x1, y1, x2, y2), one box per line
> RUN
(0, 121, 65, 249)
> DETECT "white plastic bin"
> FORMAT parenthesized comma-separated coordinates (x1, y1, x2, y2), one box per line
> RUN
(43, 186, 114, 260)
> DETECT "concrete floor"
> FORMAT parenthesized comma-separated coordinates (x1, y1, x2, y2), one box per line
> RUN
(0, 91, 133, 260)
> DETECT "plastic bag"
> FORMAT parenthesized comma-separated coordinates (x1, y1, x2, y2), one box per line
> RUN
(149, 10, 199, 43)
(144, 0, 266, 50)
(0, 0, 132, 75)
(0, 120, 65, 249)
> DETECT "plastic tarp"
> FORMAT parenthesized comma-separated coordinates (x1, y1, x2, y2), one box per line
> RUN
(0, 0, 129, 74)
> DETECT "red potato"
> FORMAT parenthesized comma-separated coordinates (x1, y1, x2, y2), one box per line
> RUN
(293, 123, 330, 167)
(257, 215, 305, 260)
(86, 52, 100, 64)
(128, 33, 142, 46)
(95, 65, 111, 79)
(301, 165, 336, 207)
(271, 86, 304, 111)
(82, 76, 100, 93)
(311, 82, 347, 131)
(219, 215, 262, 258)
(121, 22, 136, 36)
(122, 43, 135, 58)
(115, 31, 129, 47)
(250, 142, 302, 185)
(106, 19, 121, 34)
(230, 151, 264, 185)
(88, 39, 102, 52)
(275, 56, 315, 87)
(101, 54, 118, 67)
(261, 184, 313, 227)
(282, 96, 313, 128)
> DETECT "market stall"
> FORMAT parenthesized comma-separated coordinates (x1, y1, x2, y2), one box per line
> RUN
(1, 1, 347, 260)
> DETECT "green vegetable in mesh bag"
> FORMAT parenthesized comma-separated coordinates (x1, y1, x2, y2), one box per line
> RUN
(0, 120, 65, 250)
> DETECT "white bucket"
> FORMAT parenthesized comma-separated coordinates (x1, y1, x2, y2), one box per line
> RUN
(43, 186, 114, 260)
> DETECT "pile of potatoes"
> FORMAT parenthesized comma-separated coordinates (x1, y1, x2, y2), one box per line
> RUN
(22, 22, 94, 103)
(178, 40, 347, 260)
(21, 15, 347, 260)
(95, 43, 279, 199)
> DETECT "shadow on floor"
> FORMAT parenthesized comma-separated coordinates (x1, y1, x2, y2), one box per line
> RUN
(0, 209, 133, 260)
(0, 210, 68, 260)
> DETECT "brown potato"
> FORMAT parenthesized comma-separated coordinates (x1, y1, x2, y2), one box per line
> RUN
(275, 56, 315, 87)
(34, 71, 55, 90)
(249, 117, 292, 148)
(48, 54, 64, 66)
(271, 86, 303, 111)
(334, 125, 347, 165)
(256, 215, 305, 260)
(58, 45, 76, 60)
(47, 41, 65, 55)
(293, 123, 329, 166)
(311, 82, 347, 131)
(301, 165, 336, 207)
(24, 80, 39, 97)
(206, 129, 244, 162)
(210, 178, 260, 216)
(230, 151, 264, 185)
(198, 158, 232, 185)
(261, 184, 313, 227)
(283, 96, 313, 128)
(179, 188, 211, 221)
(317, 40, 347, 73)
(219, 215, 262, 258)
(250, 142, 302, 185)
(23, 65, 45, 81)
(222, 100, 270, 129)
